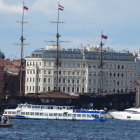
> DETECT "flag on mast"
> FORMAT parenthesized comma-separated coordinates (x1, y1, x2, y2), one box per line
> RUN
(133, 80, 139, 86)
(23, 6, 28, 10)
(101, 35, 107, 39)
(58, 5, 64, 11)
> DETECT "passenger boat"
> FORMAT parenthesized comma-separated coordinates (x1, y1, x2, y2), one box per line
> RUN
(3, 103, 106, 121)
(108, 107, 140, 120)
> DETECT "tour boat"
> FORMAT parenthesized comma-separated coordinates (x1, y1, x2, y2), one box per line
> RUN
(3, 103, 106, 121)
(108, 107, 140, 120)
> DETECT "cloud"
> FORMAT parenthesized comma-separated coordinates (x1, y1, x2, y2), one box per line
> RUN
(31, 0, 56, 15)
(0, 0, 21, 13)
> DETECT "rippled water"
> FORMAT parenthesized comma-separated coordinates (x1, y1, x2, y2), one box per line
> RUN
(0, 119, 140, 140)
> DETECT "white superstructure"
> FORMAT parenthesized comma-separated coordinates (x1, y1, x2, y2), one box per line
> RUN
(3, 103, 106, 121)
(108, 107, 140, 120)
(25, 45, 138, 95)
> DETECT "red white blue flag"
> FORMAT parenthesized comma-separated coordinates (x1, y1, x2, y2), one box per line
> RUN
(133, 80, 139, 86)
(101, 35, 107, 39)
(23, 6, 28, 10)
(58, 5, 64, 11)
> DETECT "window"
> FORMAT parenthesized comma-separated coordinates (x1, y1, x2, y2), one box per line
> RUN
(48, 87, 50, 91)
(77, 87, 79, 92)
(77, 80, 79, 84)
(72, 87, 74, 92)
(68, 87, 70, 92)
(44, 70, 46, 74)
(48, 78, 51, 83)
(63, 87, 65, 92)
(44, 78, 46, 83)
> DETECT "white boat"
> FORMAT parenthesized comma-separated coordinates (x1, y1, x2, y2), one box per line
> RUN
(108, 107, 140, 120)
(3, 103, 106, 121)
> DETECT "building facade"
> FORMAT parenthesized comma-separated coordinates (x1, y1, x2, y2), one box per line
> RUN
(0, 61, 4, 94)
(25, 46, 138, 95)
(0, 59, 20, 96)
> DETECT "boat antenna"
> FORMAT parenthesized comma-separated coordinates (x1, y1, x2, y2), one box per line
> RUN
(16, 2, 29, 96)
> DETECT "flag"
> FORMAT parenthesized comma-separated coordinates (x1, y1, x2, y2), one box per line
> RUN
(58, 5, 64, 11)
(101, 35, 107, 39)
(133, 80, 139, 86)
(23, 6, 28, 10)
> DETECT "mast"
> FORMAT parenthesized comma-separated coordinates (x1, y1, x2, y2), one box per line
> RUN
(16, 2, 28, 95)
(46, 2, 68, 91)
(99, 32, 105, 94)
(56, 2, 61, 91)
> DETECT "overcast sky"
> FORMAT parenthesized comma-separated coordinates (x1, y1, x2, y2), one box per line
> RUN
(0, 0, 140, 59)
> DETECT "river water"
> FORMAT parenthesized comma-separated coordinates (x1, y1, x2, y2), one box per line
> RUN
(0, 119, 140, 140)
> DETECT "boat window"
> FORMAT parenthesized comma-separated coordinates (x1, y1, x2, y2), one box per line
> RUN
(40, 113, 43, 116)
(35, 112, 39, 116)
(54, 113, 57, 116)
(127, 116, 131, 118)
(63, 112, 68, 116)
(58, 114, 62, 116)
(77, 114, 81, 117)
(45, 113, 48, 116)
(73, 114, 76, 117)
(49, 113, 53, 116)
(87, 114, 92, 118)
(47, 106, 50, 109)
(18, 105, 22, 108)
(94, 115, 99, 118)
(82, 114, 86, 117)
(21, 112, 25, 115)
(30, 112, 34, 115)
(68, 114, 72, 117)
(27, 105, 31, 108)
(26, 112, 29, 115)
(8, 111, 11, 114)
(4, 111, 7, 114)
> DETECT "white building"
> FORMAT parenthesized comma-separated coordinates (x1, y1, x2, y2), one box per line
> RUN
(25, 46, 138, 95)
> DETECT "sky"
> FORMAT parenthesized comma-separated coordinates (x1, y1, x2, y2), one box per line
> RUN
(0, 0, 140, 59)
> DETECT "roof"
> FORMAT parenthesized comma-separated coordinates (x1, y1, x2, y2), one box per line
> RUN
(0, 59, 20, 74)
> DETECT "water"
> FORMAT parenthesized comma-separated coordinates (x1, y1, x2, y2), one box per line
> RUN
(0, 119, 140, 140)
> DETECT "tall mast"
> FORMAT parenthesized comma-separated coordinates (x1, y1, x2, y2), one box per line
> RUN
(99, 31, 104, 94)
(16, 2, 28, 95)
(46, 2, 68, 91)
(56, 1, 61, 91)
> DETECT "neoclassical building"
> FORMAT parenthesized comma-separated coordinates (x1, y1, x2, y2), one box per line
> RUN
(25, 45, 138, 95)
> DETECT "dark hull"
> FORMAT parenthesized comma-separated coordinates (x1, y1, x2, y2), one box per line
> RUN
(0, 123, 13, 127)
